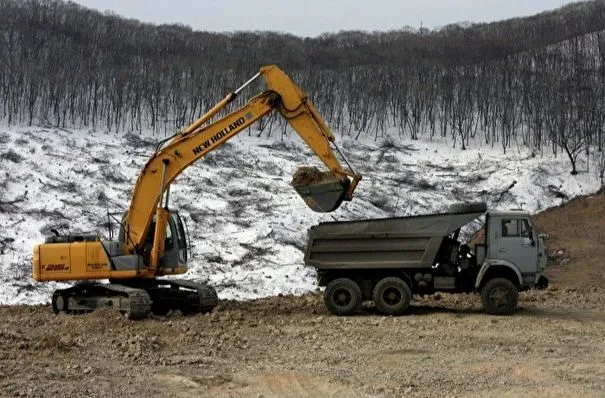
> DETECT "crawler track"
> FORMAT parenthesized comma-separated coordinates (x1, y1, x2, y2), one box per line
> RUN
(50, 279, 218, 319)
(168, 279, 218, 314)
(51, 283, 151, 319)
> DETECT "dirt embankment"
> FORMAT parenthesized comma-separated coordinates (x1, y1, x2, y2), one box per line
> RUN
(0, 192, 604, 398)
(534, 190, 605, 290)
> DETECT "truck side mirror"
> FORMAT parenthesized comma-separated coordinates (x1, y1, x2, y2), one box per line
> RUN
(528, 226, 535, 246)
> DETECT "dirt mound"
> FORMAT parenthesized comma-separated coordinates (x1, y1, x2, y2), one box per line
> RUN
(534, 190, 605, 290)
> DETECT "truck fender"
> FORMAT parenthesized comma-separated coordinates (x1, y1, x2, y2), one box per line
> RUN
(475, 260, 523, 289)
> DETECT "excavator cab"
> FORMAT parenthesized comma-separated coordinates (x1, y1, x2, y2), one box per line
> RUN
(291, 167, 352, 213)
(139, 211, 189, 269)
(118, 210, 189, 271)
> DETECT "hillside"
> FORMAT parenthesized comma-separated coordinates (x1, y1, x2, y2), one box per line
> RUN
(1, 0, 605, 177)
(0, 124, 602, 305)
(535, 189, 605, 290)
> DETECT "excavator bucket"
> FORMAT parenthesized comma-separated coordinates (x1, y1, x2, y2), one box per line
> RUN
(292, 167, 350, 212)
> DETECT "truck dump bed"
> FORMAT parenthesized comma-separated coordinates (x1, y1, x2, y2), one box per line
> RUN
(305, 203, 486, 270)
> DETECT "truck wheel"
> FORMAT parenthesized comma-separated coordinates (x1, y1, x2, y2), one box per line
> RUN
(373, 277, 412, 315)
(480, 278, 518, 315)
(324, 278, 361, 316)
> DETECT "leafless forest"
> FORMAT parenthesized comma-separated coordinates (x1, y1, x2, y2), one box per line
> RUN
(1, 0, 605, 176)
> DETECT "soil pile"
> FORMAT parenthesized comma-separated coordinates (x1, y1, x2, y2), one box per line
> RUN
(291, 166, 339, 187)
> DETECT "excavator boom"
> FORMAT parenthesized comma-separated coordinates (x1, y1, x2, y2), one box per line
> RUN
(124, 65, 361, 254)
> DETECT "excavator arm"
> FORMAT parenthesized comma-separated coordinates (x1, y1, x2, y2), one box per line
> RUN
(123, 65, 361, 263)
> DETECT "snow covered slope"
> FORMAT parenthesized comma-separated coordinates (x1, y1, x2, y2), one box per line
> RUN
(0, 125, 600, 305)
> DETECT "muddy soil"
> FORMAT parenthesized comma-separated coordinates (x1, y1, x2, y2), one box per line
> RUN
(0, 193, 603, 398)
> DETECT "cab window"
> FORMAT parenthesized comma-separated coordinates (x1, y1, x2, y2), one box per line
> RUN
(165, 221, 174, 249)
(502, 219, 530, 238)
(171, 213, 188, 263)
(502, 219, 518, 237)
(144, 221, 174, 250)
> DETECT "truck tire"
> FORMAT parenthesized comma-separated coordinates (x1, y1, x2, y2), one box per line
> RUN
(449, 202, 488, 214)
(372, 277, 412, 315)
(480, 277, 518, 315)
(324, 278, 361, 316)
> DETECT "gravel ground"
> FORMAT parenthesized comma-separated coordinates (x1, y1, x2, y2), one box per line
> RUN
(0, 288, 604, 398)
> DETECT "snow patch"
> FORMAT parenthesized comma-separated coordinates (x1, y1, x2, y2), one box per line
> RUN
(0, 126, 600, 305)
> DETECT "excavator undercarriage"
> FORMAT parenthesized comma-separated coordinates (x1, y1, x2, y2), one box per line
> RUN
(51, 279, 218, 319)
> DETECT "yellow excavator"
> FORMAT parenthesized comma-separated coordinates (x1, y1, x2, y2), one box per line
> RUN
(32, 65, 361, 319)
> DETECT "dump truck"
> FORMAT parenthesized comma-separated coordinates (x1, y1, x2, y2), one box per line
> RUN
(305, 202, 548, 316)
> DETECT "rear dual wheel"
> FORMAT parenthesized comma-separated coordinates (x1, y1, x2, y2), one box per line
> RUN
(373, 277, 412, 315)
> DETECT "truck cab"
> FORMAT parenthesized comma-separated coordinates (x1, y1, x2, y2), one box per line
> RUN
(475, 210, 547, 290)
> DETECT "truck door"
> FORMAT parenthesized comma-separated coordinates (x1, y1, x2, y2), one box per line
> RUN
(497, 218, 538, 274)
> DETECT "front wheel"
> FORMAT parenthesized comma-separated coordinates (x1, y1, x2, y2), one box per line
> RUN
(480, 277, 518, 315)
(373, 277, 412, 315)
(324, 278, 361, 316)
